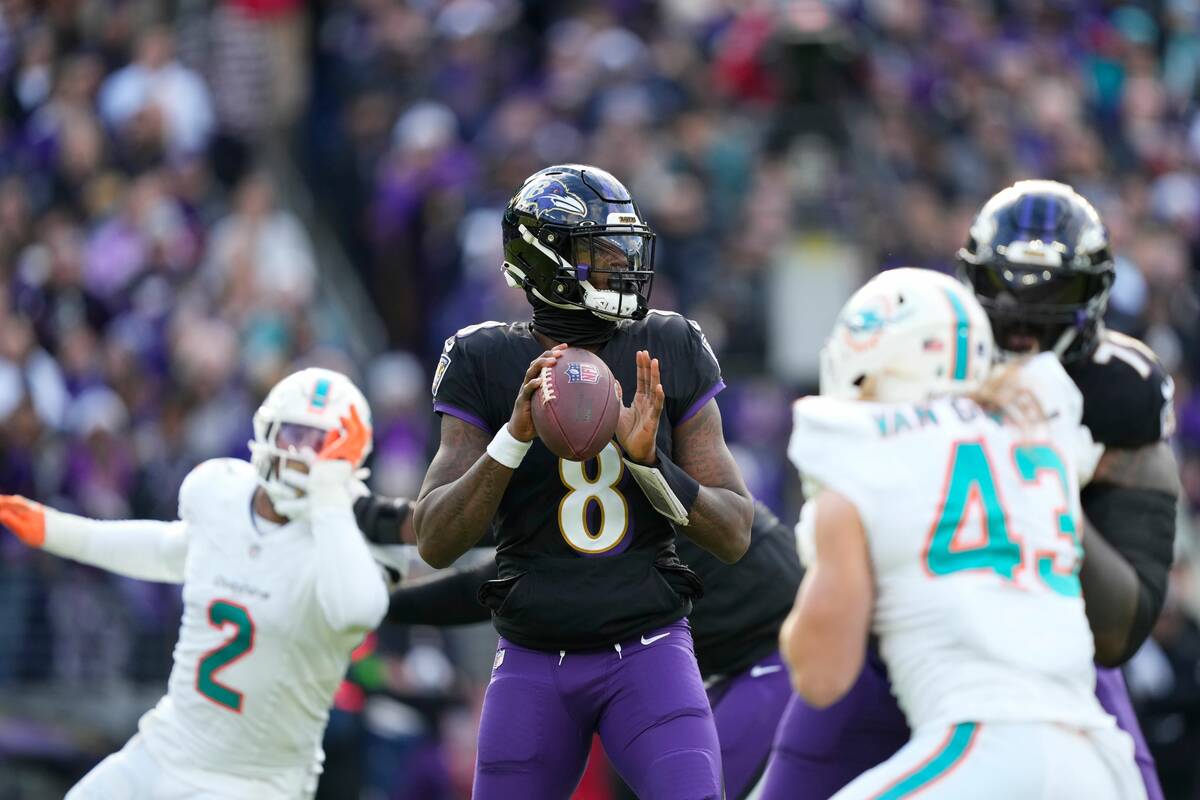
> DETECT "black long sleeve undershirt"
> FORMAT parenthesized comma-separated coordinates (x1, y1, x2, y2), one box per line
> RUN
(386, 559, 496, 626)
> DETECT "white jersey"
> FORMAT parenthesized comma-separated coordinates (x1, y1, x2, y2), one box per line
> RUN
(136, 458, 387, 798)
(789, 354, 1111, 734)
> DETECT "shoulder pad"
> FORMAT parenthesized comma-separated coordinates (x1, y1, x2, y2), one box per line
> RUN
(438, 320, 514, 357)
(432, 321, 513, 397)
(1068, 330, 1174, 447)
(643, 309, 721, 366)
(789, 397, 889, 509)
(179, 458, 256, 523)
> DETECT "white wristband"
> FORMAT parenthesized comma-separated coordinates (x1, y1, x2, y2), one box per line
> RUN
(487, 424, 532, 469)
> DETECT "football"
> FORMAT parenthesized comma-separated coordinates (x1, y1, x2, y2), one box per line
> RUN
(531, 347, 621, 461)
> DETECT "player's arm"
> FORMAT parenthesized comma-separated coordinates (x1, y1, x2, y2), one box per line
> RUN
(1080, 441, 1179, 666)
(386, 558, 496, 626)
(307, 408, 390, 633)
(413, 346, 565, 568)
(670, 400, 753, 562)
(0, 496, 189, 584)
(617, 350, 752, 563)
(779, 490, 873, 707)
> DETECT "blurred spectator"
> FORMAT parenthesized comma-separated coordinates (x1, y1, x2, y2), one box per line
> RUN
(205, 169, 316, 315)
(98, 25, 214, 158)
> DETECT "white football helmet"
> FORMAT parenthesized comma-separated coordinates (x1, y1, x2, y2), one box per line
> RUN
(248, 368, 373, 510)
(820, 268, 994, 403)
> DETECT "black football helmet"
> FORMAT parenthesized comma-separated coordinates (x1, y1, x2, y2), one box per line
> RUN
(502, 165, 655, 321)
(958, 180, 1115, 361)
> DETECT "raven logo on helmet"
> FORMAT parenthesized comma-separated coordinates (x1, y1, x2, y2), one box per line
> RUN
(514, 178, 588, 221)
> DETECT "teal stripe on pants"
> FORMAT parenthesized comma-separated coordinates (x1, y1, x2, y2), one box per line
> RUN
(874, 722, 978, 799)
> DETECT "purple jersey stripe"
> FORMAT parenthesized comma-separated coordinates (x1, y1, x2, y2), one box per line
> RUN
(434, 402, 492, 433)
(678, 380, 726, 426)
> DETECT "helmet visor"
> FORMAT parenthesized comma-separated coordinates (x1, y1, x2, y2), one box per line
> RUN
(275, 422, 328, 452)
(571, 231, 654, 292)
(966, 264, 1100, 311)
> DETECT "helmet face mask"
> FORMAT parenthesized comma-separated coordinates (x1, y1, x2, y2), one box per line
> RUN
(502, 165, 655, 321)
(957, 180, 1115, 361)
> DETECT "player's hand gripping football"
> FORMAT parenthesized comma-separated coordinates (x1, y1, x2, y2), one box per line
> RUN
(508, 344, 567, 442)
(0, 495, 47, 548)
(615, 350, 664, 464)
(318, 405, 372, 466)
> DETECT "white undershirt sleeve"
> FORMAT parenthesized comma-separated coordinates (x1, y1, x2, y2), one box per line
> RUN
(306, 461, 389, 633)
(42, 509, 189, 584)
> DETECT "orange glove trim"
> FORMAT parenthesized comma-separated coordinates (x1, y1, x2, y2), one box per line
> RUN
(317, 406, 372, 466)
(0, 495, 47, 548)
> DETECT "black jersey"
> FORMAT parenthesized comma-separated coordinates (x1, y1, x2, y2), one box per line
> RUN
(680, 501, 802, 678)
(431, 311, 725, 651)
(1065, 328, 1174, 448)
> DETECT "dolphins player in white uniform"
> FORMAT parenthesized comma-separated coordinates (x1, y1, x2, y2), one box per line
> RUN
(779, 268, 1145, 799)
(0, 368, 389, 799)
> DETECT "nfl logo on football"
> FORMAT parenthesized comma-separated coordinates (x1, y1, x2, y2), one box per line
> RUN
(565, 362, 600, 384)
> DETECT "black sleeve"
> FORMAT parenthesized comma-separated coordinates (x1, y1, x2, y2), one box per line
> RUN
(354, 494, 412, 545)
(386, 559, 498, 626)
(430, 327, 496, 432)
(654, 313, 725, 426)
(1081, 482, 1177, 662)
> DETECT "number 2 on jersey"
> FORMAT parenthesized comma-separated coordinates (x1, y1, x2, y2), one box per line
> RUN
(925, 441, 1080, 596)
(196, 599, 255, 713)
(558, 443, 630, 554)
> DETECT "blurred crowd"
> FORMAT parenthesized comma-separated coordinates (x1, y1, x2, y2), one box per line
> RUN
(3, 0, 1200, 797)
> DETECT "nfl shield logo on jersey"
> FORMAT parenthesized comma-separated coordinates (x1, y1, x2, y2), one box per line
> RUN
(565, 363, 600, 384)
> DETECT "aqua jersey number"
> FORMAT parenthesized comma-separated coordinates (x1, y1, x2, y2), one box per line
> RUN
(196, 599, 255, 713)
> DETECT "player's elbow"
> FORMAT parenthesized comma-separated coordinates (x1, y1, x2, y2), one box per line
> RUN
(417, 537, 457, 570)
(779, 611, 853, 707)
(1093, 637, 1127, 669)
(792, 666, 854, 709)
(715, 527, 749, 564)
(711, 496, 752, 564)
(412, 502, 453, 569)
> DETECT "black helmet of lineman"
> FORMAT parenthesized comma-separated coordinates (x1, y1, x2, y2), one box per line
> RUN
(957, 180, 1115, 361)
(502, 164, 655, 321)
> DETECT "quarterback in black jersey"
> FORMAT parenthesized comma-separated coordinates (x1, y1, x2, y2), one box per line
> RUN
(411, 164, 753, 799)
(360, 499, 802, 799)
(760, 180, 1179, 800)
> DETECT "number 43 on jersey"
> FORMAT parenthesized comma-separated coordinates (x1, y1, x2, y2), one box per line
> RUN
(924, 441, 1081, 597)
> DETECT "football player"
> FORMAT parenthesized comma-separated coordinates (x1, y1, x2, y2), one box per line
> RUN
(412, 164, 754, 798)
(0, 368, 389, 799)
(780, 267, 1143, 798)
(356, 497, 802, 799)
(760, 182, 1177, 799)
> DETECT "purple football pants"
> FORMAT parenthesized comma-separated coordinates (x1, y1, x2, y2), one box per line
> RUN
(707, 651, 793, 799)
(473, 619, 722, 799)
(1095, 666, 1163, 800)
(759, 650, 910, 800)
(759, 654, 1161, 800)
